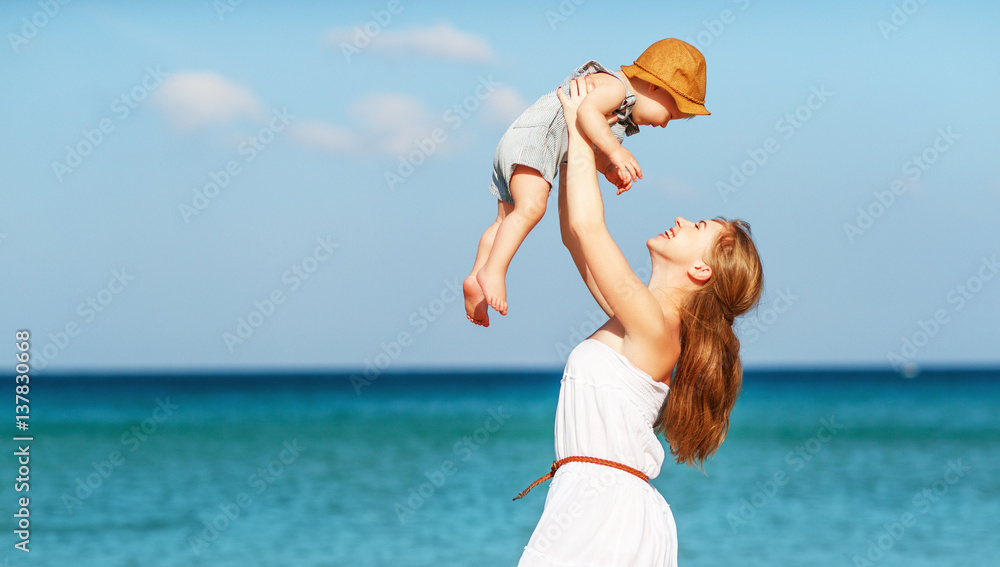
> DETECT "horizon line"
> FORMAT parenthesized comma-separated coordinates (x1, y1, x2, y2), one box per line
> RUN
(9, 364, 1000, 380)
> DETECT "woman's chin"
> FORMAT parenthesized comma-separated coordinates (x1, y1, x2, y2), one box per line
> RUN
(647, 236, 671, 254)
(647, 240, 668, 264)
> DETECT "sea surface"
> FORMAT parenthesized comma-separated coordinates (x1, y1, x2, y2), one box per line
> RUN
(3, 369, 998, 566)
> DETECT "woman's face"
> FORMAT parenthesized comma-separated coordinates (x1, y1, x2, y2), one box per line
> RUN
(647, 217, 725, 266)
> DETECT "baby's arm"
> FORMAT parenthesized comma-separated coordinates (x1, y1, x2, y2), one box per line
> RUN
(595, 148, 633, 194)
(576, 80, 642, 183)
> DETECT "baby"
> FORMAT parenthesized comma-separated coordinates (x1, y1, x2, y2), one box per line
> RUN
(464, 39, 711, 326)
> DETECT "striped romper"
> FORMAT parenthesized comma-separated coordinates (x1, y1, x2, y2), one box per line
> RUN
(489, 60, 639, 204)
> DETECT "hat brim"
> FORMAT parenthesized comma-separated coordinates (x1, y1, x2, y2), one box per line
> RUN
(621, 63, 711, 116)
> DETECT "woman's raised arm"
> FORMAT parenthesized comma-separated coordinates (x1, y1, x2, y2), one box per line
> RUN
(557, 79, 668, 344)
(558, 162, 613, 317)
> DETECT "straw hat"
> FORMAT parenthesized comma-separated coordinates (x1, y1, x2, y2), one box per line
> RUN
(621, 38, 710, 116)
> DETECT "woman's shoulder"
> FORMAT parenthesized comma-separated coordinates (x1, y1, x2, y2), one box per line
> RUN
(592, 323, 680, 384)
(629, 308, 682, 382)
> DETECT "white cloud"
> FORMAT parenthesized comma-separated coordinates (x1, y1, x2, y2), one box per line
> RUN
(484, 86, 529, 126)
(152, 71, 265, 131)
(354, 94, 434, 155)
(151, 71, 436, 158)
(325, 22, 493, 63)
(288, 121, 357, 154)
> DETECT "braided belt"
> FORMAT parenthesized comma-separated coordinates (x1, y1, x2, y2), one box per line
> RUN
(513, 456, 649, 501)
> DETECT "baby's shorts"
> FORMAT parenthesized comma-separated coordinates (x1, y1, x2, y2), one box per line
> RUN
(488, 92, 566, 205)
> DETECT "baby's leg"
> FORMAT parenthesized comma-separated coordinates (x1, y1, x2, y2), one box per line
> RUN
(464, 200, 514, 327)
(477, 165, 550, 316)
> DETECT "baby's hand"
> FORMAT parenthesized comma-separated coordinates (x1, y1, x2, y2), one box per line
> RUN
(603, 163, 633, 194)
(608, 146, 642, 185)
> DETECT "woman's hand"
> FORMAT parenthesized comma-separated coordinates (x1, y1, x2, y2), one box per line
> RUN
(557, 75, 596, 125)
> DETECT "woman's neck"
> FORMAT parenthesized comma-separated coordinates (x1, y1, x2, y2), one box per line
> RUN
(648, 276, 693, 320)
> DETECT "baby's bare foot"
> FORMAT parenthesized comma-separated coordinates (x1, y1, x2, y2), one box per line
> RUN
(476, 268, 508, 317)
(464, 275, 489, 327)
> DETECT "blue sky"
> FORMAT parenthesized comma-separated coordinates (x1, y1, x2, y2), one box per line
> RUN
(2, 0, 998, 374)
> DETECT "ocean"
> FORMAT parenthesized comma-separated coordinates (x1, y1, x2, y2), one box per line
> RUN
(4, 369, 998, 566)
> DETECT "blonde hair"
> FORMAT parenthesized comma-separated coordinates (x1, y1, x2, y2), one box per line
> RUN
(656, 218, 763, 468)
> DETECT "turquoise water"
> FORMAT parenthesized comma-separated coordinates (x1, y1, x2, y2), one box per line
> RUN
(3, 370, 998, 566)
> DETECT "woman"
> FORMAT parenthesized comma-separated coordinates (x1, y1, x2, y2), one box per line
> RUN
(514, 77, 763, 566)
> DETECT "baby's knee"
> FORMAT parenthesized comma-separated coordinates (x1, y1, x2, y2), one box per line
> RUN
(509, 166, 551, 219)
(514, 194, 547, 222)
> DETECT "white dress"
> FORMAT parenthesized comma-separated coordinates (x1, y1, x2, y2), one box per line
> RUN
(517, 338, 677, 567)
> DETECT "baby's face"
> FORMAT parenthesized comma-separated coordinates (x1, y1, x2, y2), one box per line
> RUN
(632, 87, 693, 128)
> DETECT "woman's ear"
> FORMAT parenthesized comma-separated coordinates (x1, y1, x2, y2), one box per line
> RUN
(688, 261, 712, 283)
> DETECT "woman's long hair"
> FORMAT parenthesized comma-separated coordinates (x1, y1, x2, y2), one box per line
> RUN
(656, 218, 763, 469)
